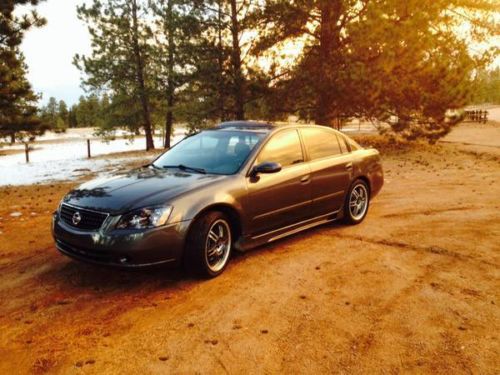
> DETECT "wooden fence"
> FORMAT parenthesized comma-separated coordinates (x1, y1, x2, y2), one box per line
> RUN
(464, 110, 488, 123)
(23, 139, 93, 164)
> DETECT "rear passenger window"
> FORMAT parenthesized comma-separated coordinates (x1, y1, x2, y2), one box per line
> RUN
(256, 129, 304, 167)
(301, 128, 342, 160)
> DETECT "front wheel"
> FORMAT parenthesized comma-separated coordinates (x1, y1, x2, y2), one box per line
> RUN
(184, 211, 232, 278)
(343, 179, 370, 225)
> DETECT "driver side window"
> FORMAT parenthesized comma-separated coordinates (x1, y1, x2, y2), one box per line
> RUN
(256, 129, 304, 167)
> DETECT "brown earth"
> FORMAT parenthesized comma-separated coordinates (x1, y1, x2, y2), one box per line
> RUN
(440, 120, 500, 156)
(0, 123, 499, 374)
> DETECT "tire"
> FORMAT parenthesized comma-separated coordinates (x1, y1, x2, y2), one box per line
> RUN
(184, 211, 232, 278)
(343, 179, 370, 225)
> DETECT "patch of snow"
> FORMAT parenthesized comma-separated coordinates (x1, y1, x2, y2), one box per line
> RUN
(1, 129, 186, 186)
(10, 212, 22, 217)
(2, 136, 164, 164)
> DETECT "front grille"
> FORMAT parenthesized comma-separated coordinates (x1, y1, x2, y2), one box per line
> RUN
(60, 204, 108, 230)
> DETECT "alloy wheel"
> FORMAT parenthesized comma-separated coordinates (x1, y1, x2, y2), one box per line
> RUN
(205, 219, 232, 273)
(349, 183, 369, 220)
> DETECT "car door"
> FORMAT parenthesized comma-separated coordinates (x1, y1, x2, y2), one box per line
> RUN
(300, 127, 352, 217)
(246, 129, 312, 236)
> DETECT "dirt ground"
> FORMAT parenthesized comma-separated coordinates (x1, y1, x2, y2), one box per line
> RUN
(0, 122, 499, 374)
(441, 121, 500, 156)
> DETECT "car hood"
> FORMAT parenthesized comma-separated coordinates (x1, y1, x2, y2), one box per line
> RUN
(63, 167, 226, 214)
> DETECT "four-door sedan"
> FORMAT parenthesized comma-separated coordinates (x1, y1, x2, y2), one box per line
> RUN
(52, 121, 384, 277)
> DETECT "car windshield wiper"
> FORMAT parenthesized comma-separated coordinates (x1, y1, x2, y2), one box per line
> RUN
(162, 164, 207, 174)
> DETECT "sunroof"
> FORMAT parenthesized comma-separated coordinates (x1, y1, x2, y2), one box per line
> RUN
(217, 121, 275, 130)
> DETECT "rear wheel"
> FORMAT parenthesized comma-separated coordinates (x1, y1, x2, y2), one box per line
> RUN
(343, 179, 370, 225)
(184, 211, 232, 278)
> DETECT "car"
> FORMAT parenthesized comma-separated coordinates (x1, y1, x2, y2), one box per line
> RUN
(52, 121, 384, 278)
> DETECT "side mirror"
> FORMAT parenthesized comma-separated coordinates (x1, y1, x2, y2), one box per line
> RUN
(252, 161, 282, 176)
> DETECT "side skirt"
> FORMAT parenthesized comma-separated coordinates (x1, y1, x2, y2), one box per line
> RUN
(235, 210, 341, 252)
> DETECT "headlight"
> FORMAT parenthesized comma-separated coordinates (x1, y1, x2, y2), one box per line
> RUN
(116, 206, 173, 230)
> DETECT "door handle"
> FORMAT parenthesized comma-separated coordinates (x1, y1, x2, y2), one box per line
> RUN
(300, 175, 311, 184)
(346, 163, 353, 171)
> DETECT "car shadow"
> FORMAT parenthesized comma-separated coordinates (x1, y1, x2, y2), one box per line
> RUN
(11, 221, 344, 338)
(38, 221, 344, 298)
(37, 257, 186, 298)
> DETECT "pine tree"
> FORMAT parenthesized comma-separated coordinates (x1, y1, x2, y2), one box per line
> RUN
(58, 100, 69, 126)
(0, 0, 46, 143)
(40, 97, 58, 128)
(150, 0, 204, 148)
(473, 68, 500, 104)
(179, 0, 231, 128)
(75, 0, 156, 150)
(68, 106, 78, 128)
(74, 95, 102, 128)
(180, 0, 271, 129)
(254, 0, 497, 140)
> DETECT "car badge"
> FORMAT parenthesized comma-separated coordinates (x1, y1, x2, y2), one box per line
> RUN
(72, 212, 82, 226)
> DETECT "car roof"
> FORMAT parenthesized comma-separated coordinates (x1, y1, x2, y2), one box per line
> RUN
(215, 120, 343, 135)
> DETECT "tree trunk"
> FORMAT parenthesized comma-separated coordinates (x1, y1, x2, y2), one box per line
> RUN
(10, 133, 15, 144)
(164, 0, 175, 149)
(217, 0, 226, 121)
(315, 0, 343, 126)
(229, 0, 245, 120)
(165, 98, 173, 149)
(131, 0, 155, 150)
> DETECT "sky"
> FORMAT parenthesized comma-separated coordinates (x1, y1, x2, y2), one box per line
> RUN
(20, 0, 91, 106)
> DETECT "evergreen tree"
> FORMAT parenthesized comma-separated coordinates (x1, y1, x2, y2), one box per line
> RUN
(150, 0, 203, 148)
(473, 68, 500, 104)
(74, 95, 101, 128)
(103, 93, 145, 134)
(40, 96, 58, 128)
(68, 106, 78, 128)
(75, 0, 156, 150)
(0, 0, 46, 143)
(58, 99, 69, 126)
(181, 0, 269, 129)
(178, 0, 230, 128)
(254, 0, 497, 140)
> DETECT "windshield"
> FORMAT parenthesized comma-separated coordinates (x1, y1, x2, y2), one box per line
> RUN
(153, 130, 266, 175)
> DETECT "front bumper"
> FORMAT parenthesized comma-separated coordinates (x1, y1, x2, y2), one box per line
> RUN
(52, 213, 191, 268)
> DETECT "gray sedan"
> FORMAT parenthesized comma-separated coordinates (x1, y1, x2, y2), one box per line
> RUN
(52, 121, 384, 278)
